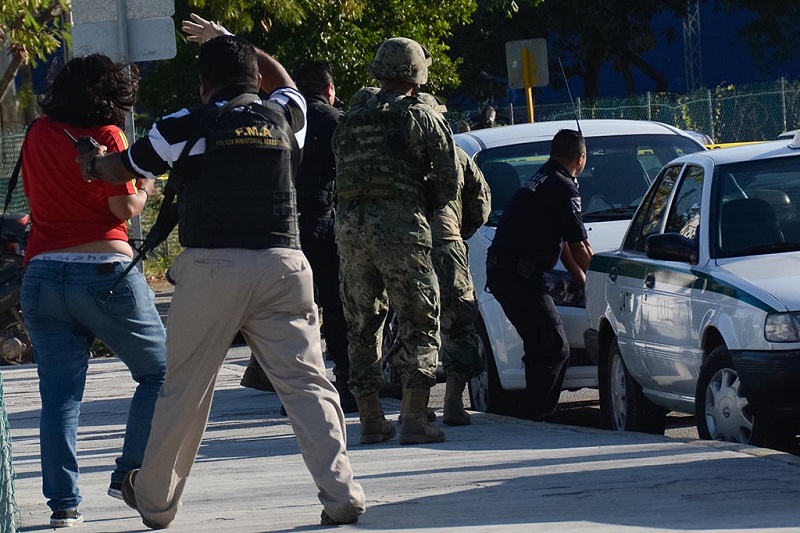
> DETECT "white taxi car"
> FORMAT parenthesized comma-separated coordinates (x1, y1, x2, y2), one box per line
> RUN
(457, 119, 704, 416)
(584, 135, 800, 450)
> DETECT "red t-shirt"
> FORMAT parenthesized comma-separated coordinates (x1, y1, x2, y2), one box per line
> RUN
(21, 117, 135, 262)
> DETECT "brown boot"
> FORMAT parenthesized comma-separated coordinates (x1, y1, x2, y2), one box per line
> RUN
(356, 392, 396, 444)
(399, 388, 446, 445)
(442, 376, 471, 426)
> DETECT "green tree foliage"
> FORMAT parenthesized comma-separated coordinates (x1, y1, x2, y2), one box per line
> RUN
(714, 0, 800, 70)
(448, 0, 689, 101)
(137, 0, 478, 118)
(0, 0, 71, 102)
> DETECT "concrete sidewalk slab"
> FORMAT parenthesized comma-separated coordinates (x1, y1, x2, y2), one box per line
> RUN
(3, 348, 800, 532)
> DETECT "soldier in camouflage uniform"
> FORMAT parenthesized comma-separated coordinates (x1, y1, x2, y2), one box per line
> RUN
(332, 38, 459, 445)
(430, 144, 491, 425)
(415, 93, 492, 426)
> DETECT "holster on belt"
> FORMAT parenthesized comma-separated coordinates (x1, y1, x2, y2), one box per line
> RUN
(488, 255, 541, 281)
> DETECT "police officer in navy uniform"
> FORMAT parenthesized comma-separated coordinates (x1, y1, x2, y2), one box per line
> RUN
(486, 129, 593, 421)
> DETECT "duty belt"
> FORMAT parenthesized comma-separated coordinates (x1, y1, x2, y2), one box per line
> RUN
(487, 254, 545, 281)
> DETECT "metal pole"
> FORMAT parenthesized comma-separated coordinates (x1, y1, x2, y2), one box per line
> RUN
(707, 89, 715, 142)
(116, 0, 144, 267)
(781, 77, 787, 133)
(646, 92, 652, 121)
(521, 47, 535, 123)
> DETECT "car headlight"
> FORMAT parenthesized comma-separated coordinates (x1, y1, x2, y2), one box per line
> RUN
(544, 269, 585, 308)
(764, 312, 800, 342)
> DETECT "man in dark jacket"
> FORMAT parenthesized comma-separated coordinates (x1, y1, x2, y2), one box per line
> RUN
(239, 61, 357, 413)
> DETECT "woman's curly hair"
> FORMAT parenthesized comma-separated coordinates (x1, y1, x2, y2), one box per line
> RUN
(38, 54, 140, 128)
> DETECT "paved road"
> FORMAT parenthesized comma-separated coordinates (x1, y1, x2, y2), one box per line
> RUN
(4, 348, 800, 532)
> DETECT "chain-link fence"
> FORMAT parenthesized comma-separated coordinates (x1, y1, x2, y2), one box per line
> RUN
(0, 128, 29, 215)
(451, 77, 800, 144)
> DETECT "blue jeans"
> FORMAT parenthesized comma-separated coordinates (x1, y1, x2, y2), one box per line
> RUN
(21, 260, 167, 512)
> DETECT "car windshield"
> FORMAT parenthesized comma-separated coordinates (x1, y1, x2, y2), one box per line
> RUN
(474, 134, 702, 226)
(714, 155, 800, 258)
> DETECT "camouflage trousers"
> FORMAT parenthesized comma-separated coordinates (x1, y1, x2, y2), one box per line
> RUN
(337, 238, 440, 397)
(431, 239, 485, 382)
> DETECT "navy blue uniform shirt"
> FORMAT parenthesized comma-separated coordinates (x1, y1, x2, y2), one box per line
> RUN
(488, 159, 587, 271)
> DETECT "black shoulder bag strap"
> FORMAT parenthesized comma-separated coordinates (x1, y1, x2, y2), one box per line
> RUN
(1, 118, 39, 239)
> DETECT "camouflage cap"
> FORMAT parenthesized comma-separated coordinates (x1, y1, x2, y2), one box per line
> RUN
(369, 37, 432, 85)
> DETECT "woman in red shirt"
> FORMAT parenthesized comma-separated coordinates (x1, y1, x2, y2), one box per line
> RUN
(20, 54, 167, 528)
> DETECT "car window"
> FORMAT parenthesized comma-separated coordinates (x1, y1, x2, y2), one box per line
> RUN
(713, 154, 800, 257)
(622, 164, 682, 252)
(665, 165, 704, 241)
(474, 134, 702, 227)
(475, 143, 550, 226)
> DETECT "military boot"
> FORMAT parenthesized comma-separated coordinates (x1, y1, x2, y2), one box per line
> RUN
(399, 388, 446, 445)
(356, 392, 396, 444)
(397, 408, 436, 425)
(442, 376, 471, 426)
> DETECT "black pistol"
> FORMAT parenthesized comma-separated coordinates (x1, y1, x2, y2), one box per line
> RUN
(64, 129, 101, 155)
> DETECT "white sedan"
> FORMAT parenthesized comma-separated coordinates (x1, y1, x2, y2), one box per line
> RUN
(584, 134, 800, 450)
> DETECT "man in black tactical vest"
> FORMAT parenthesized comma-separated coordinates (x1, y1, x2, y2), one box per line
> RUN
(77, 33, 365, 530)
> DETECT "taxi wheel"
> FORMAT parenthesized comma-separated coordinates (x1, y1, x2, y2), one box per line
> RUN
(696, 346, 754, 445)
(695, 345, 795, 451)
(601, 338, 666, 435)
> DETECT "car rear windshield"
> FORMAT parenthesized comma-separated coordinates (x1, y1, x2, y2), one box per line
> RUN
(714, 154, 800, 258)
(474, 134, 702, 226)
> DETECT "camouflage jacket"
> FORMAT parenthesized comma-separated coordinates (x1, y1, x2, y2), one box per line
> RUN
(431, 146, 492, 241)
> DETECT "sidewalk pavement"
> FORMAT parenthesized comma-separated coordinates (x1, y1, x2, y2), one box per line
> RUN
(4, 348, 800, 532)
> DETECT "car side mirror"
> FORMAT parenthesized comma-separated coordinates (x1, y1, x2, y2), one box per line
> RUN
(645, 233, 698, 264)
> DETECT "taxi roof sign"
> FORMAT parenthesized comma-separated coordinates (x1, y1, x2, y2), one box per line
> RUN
(506, 39, 549, 90)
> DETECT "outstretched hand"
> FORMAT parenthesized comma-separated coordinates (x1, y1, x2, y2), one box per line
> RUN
(181, 13, 232, 43)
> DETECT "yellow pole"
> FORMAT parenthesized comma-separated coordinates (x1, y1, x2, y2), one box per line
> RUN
(521, 47, 537, 123)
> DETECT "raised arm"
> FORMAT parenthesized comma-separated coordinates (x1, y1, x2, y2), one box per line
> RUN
(181, 13, 294, 92)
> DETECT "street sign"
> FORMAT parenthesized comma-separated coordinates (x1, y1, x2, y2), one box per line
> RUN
(71, 0, 176, 62)
(506, 38, 548, 90)
(72, 0, 174, 24)
(72, 17, 176, 62)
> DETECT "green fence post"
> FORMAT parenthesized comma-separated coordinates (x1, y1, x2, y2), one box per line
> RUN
(0, 373, 20, 532)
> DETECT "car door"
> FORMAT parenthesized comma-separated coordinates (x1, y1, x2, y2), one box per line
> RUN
(607, 165, 684, 381)
(638, 164, 704, 397)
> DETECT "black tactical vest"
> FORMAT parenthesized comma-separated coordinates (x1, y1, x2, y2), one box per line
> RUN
(178, 95, 301, 249)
